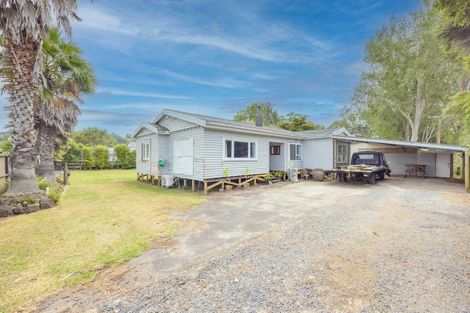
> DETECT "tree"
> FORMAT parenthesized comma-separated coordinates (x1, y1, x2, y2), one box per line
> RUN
(352, 7, 462, 142)
(36, 28, 95, 182)
(73, 128, 123, 147)
(433, 0, 470, 52)
(234, 102, 282, 127)
(0, 0, 79, 195)
(278, 113, 324, 132)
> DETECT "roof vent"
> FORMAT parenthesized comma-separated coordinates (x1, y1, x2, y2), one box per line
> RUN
(255, 105, 263, 127)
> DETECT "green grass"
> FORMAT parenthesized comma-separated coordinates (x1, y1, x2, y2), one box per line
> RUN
(0, 170, 202, 312)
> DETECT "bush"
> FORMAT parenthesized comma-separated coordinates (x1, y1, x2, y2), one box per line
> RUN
(47, 184, 64, 203)
(94, 145, 109, 169)
(37, 178, 49, 191)
(83, 146, 95, 169)
(114, 144, 130, 168)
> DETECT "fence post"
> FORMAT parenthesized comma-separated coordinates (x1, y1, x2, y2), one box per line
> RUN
(465, 150, 469, 193)
(63, 162, 69, 185)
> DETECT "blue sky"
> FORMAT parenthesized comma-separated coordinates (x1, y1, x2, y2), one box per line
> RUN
(1, 0, 418, 136)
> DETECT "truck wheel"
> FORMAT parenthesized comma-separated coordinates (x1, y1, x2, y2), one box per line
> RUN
(369, 175, 376, 184)
(379, 172, 385, 180)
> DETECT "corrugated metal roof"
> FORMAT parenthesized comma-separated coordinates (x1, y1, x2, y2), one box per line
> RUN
(333, 136, 467, 152)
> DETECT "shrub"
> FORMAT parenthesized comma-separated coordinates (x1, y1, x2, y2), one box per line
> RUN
(83, 146, 95, 169)
(114, 144, 130, 168)
(94, 145, 109, 169)
(47, 184, 64, 203)
(20, 196, 36, 205)
(0, 181, 10, 195)
(37, 178, 49, 191)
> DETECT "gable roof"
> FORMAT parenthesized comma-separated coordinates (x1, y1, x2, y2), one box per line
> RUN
(131, 122, 168, 139)
(153, 109, 344, 139)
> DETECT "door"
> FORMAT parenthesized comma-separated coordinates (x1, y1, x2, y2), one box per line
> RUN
(173, 138, 194, 176)
(436, 153, 451, 178)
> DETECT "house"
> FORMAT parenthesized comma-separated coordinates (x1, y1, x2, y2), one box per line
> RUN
(131, 109, 469, 192)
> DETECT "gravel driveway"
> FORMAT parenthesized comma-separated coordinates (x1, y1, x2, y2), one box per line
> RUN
(38, 177, 470, 313)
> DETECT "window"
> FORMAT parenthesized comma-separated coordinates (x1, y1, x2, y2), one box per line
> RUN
(225, 140, 256, 159)
(337, 143, 349, 164)
(250, 142, 256, 158)
(270, 145, 280, 155)
(141, 140, 150, 161)
(289, 143, 302, 161)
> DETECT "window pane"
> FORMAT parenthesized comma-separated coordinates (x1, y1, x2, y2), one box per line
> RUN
(225, 140, 232, 158)
(290, 144, 296, 160)
(296, 145, 301, 160)
(234, 141, 249, 158)
(250, 142, 256, 158)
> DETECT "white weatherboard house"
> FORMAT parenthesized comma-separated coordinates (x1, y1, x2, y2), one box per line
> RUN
(132, 109, 468, 191)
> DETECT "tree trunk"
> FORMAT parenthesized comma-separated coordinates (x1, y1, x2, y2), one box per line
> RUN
(436, 118, 442, 144)
(410, 77, 426, 142)
(37, 123, 57, 183)
(3, 39, 40, 194)
(404, 123, 411, 141)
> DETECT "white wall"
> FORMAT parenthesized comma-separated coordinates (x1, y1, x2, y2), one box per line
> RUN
(135, 132, 159, 176)
(351, 142, 451, 178)
(203, 129, 294, 179)
(167, 126, 205, 181)
(302, 138, 334, 170)
(159, 116, 196, 132)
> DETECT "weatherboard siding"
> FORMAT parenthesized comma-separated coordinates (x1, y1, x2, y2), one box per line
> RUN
(159, 116, 196, 132)
(166, 126, 204, 181)
(302, 138, 334, 170)
(158, 134, 170, 175)
(135, 133, 159, 176)
(203, 129, 294, 179)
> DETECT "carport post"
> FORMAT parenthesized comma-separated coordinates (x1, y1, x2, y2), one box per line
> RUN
(465, 150, 470, 193)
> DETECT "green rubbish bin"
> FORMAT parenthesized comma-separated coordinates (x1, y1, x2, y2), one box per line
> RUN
(158, 160, 166, 168)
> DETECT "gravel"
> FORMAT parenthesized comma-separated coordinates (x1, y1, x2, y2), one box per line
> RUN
(38, 178, 470, 313)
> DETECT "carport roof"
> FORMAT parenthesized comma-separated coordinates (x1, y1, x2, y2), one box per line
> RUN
(333, 136, 468, 152)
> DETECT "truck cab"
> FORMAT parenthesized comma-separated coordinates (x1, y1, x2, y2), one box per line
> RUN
(351, 151, 391, 177)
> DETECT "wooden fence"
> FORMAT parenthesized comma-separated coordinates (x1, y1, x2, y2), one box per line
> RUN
(0, 155, 9, 189)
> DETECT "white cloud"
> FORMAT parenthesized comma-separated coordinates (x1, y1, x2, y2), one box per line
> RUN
(96, 87, 192, 100)
(156, 68, 245, 89)
(75, 4, 321, 63)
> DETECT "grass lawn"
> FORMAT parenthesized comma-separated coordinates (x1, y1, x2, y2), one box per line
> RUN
(0, 170, 202, 312)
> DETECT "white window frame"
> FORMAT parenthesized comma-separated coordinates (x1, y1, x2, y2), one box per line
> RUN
(337, 143, 348, 164)
(223, 139, 257, 161)
(289, 143, 302, 161)
(141, 140, 150, 161)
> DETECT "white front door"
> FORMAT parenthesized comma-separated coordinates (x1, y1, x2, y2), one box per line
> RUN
(173, 138, 194, 176)
(436, 153, 451, 178)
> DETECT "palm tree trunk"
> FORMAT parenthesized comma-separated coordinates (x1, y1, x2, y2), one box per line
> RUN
(3, 39, 40, 194)
(37, 122, 57, 183)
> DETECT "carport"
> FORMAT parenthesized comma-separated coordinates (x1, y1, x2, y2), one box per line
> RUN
(333, 136, 470, 191)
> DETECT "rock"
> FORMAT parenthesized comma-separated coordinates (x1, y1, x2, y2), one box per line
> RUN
(311, 169, 325, 182)
(22, 203, 40, 214)
(40, 197, 55, 209)
(0, 205, 14, 217)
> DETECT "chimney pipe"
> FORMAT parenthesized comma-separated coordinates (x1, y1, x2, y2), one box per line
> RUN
(255, 105, 263, 127)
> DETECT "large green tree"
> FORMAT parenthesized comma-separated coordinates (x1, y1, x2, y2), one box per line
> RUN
(73, 128, 125, 147)
(234, 102, 282, 127)
(347, 6, 463, 142)
(278, 113, 324, 132)
(0, 0, 79, 195)
(36, 28, 95, 182)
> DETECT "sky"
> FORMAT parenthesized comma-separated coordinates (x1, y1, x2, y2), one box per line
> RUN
(0, 0, 418, 136)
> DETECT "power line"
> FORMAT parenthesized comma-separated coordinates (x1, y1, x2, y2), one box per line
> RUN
(178, 0, 329, 70)
(230, 0, 346, 64)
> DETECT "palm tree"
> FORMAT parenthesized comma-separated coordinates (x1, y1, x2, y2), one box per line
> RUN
(36, 28, 95, 183)
(0, 1, 78, 194)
